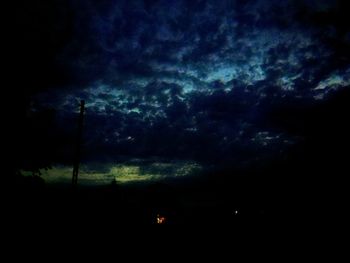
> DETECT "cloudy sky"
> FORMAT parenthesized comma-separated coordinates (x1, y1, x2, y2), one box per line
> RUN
(15, 0, 350, 183)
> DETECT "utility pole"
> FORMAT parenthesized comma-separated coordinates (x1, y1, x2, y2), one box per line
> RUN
(72, 100, 85, 187)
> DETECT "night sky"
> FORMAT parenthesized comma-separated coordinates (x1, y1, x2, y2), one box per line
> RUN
(8, 1, 350, 196)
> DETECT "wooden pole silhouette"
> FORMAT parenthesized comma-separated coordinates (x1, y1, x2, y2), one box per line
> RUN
(72, 100, 85, 187)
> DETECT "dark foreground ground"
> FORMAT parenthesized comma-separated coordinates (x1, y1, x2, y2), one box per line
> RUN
(5, 178, 262, 227)
(4, 168, 347, 230)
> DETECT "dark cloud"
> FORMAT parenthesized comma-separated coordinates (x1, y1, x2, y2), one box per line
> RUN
(8, 0, 348, 174)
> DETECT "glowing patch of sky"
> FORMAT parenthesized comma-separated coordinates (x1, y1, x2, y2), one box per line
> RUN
(21, 161, 203, 185)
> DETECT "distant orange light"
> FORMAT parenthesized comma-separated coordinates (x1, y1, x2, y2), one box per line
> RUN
(156, 214, 166, 224)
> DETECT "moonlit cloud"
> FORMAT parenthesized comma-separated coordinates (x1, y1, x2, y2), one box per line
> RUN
(30, 0, 349, 179)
